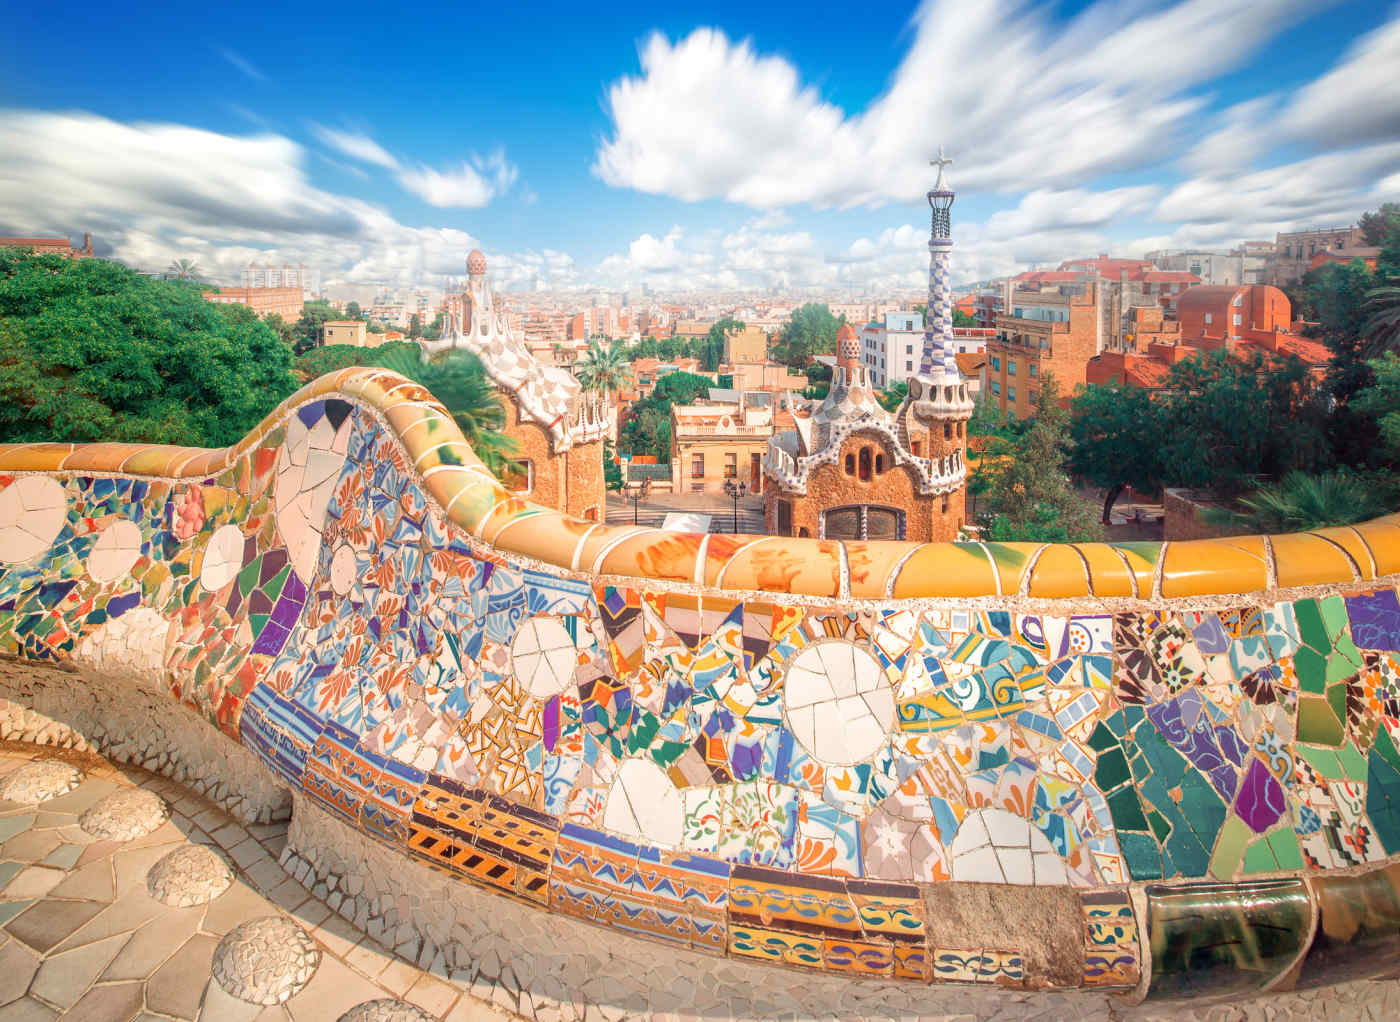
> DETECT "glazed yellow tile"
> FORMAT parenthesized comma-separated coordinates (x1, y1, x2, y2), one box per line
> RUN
(50, 443, 147, 473)
(1161, 536, 1269, 597)
(1071, 544, 1139, 598)
(599, 531, 704, 583)
(1353, 515, 1400, 578)
(0, 443, 75, 472)
(1271, 531, 1358, 589)
(719, 537, 842, 597)
(1109, 541, 1160, 597)
(120, 446, 206, 477)
(891, 543, 997, 598)
(1310, 525, 1378, 581)
(177, 449, 231, 479)
(982, 542, 1044, 595)
(1027, 544, 1090, 599)
(846, 540, 924, 598)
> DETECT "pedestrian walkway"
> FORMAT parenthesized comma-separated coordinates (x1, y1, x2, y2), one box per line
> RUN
(0, 746, 514, 1022)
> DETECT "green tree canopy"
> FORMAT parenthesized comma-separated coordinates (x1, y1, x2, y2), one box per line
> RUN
(704, 317, 745, 371)
(345, 300, 362, 319)
(617, 370, 713, 462)
(772, 304, 842, 367)
(0, 248, 297, 447)
(1069, 381, 1169, 522)
(576, 339, 629, 396)
(1354, 352, 1400, 464)
(291, 300, 342, 355)
(981, 376, 1102, 542)
(1360, 203, 1400, 246)
(953, 309, 977, 328)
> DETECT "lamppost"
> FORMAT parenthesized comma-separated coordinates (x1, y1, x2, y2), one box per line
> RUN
(627, 476, 651, 525)
(723, 479, 747, 533)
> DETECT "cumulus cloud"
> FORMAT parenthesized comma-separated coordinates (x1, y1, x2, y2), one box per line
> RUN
(595, 0, 1326, 208)
(0, 110, 550, 290)
(398, 150, 518, 208)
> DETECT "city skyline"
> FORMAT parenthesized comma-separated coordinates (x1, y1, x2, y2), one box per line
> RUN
(1, 0, 1395, 292)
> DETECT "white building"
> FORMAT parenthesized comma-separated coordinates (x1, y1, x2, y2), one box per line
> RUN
(242, 263, 320, 296)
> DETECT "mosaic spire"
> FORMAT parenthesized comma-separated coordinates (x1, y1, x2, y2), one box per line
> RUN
(920, 147, 960, 379)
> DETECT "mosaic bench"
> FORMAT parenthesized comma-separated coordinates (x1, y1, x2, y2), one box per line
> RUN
(3, 366, 1400, 1006)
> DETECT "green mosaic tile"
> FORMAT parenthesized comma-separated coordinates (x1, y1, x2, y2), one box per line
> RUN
(1210, 816, 1251, 880)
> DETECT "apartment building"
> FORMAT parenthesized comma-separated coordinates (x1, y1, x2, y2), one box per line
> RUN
(670, 396, 773, 494)
(203, 286, 303, 322)
(1268, 226, 1366, 285)
(985, 280, 1103, 417)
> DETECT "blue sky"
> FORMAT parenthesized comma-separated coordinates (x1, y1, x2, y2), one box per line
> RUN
(1, 0, 1396, 291)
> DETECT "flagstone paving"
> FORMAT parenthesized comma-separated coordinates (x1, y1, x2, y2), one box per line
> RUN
(0, 747, 515, 1022)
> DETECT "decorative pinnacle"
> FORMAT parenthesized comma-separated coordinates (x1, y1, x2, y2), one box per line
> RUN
(930, 147, 953, 191)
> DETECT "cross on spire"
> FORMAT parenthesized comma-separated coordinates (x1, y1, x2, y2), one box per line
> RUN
(930, 147, 953, 190)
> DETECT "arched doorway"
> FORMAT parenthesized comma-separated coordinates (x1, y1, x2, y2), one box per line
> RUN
(820, 505, 905, 540)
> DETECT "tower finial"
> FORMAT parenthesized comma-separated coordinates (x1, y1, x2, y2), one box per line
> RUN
(930, 146, 953, 191)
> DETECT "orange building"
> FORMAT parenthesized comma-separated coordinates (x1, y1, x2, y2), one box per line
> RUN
(204, 286, 303, 322)
(0, 233, 94, 258)
(986, 280, 1102, 416)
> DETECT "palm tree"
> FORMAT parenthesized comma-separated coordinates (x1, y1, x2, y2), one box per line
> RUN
(167, 259, 202, 281)
(373, 346, 521, 478)
(575, 339, 629, 399)
(1210, 470, 1389, 534)
(1364, 279, 1400, 356)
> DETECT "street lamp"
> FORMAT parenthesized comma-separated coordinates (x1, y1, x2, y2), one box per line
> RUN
(627, 476, 651, 526)
(723, 479, 747, 533)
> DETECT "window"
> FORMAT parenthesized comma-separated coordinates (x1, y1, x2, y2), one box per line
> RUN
(1008, 360, 1017, 375)
(905, 345, 913, 354)
(1029, 363, 1037, 377)
(906, 361, 912, 372)
(1232, 293, 1243, 306)
(777, 500, 793, 536)
(941, 494, 949, 513)
(992, 381, 1001, 395)
(991, 356, 1001, 371)
(944, 422, 952, 439)
(1008, 386, 1016, 401)
(844, 453, 856, 475)
(874, 453, 885, 474)
(502, 460, 534, 494)
(1232, 314, 1242, 326)
(858, 447, 872, 482)
(1028, 390, 1036, 404)
(911, 439, 922, 457)
(690, 453, 704, 478)
(1204, 313, 1213, 325)
(723, 453, 737, 479)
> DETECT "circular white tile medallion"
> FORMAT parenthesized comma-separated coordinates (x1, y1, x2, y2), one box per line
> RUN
(200, 524, 246, 592)
(86, 519, 143, 583)
(0, 759, 84, 804)
(511, 616, 578, 698)
(213, 915, 321, 1005)
(782, 639, 896, 766)
(0, 476, 67, 564)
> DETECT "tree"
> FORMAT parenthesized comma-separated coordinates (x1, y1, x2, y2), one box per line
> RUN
(953, 309, 977, 328)
(291, 300, 341, 355)
(367, 320, 385, 334)
(409, 313, 423, 339)
(262, 313, 295, 347)
(575, 339, 628, 398)
(981, 375, 1102, 542)
(167, 258, 202, 281)
(1157, 348, 1330, 498)
(293, 341, 418, 382)
(704, 317, 745, 372)
(617, 371, 712, 462)
(0, 248, 297, 447)
(1354, 353, 1400, 463)
(772, 304, 841, 367)
(346, 301, 362, 319)
(1365, 280, 1400, 356)
(1069, 381, 1169, 523)
(1360, 203, 1400, 246)
(877, 381, 908, 412)
(371, 346, 519, 477)
(422, 312, 443, 343)
(604, 440, 625, 492)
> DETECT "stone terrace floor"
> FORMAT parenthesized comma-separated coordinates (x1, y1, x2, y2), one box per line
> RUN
(7, 743, 1400, 1021)
(0, 745, 515, 1022)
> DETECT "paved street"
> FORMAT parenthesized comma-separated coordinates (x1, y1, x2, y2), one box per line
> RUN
(605, 492, 765, 534)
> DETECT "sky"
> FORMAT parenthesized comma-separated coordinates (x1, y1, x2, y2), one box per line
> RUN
(1, 0, 1397, 293)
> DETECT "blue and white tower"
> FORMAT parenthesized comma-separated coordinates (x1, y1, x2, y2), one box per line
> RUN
(919, 148, 962, 379)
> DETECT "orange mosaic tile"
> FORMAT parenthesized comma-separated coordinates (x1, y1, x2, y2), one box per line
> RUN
(845, 540, 923, 599)
(0, 443, 75, 472)
(717, 537, 842, 596)
(491, 512, 595, 571)
(599, 530, 705, 583)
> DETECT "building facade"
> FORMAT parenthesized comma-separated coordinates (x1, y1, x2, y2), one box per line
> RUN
(322, 320, 371, 347)
(722, 325, 768, 364)
(241, 263, 319, 295)
(0, 233, 93, 258)
(986, 279, 1102, 417)
(763, 154, 972, 542)
(1268, 226, 1366, 285)
(203, 286, 303, 322)
(422, 250, 608, 522)
(669, 398, 772, 495)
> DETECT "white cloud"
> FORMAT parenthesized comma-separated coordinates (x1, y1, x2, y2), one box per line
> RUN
(397, 150, 518, 208)
(594, 0, 1326, 208)
(1280, 11, 1400, 148)
(309, 124, 400, 169)
(219, 49, 265, 83)
(0, 109, 551, 290)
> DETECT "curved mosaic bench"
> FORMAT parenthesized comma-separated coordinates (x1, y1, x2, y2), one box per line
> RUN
(3, 366, 1400, 1006)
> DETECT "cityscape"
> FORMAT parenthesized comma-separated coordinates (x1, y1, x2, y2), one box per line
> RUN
(2, 2, 1400, 1021)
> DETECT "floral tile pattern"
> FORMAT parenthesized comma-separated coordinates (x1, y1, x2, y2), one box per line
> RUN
(4, 371, 1400, 996)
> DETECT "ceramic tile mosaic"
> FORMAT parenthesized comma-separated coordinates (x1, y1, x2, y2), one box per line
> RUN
(5, 367, 1400, 997)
